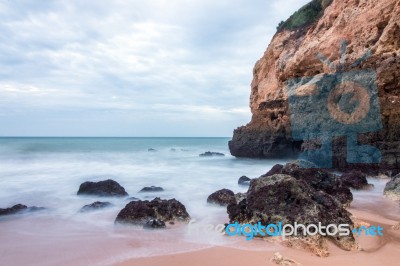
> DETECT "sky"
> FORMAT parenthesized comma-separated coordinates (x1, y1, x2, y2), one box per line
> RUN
(0, 0, 310, 137)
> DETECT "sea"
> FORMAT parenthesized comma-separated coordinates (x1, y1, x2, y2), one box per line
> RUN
(0, 137, 284, 265)
(0, 137, 398, 265)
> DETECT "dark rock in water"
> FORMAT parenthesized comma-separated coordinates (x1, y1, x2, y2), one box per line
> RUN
(384, 174, 400, 200)
(265, 162, 353, 207)
(199, 151, 225, 157)
(143, 219, 166, 229)
(77, 179, 128, 197)
(238, 176, 251, 186)
(126, 197, 139, 201)
(80, 201, 112, 212)
(170, 148, 177, 152)
(207, 189, 236, 206)
(148, 148, 157, 152)
(0, 204, 27, 216)
(139, 186, 164, 193)
(339, 170, 372, 190)
(227, 174, 356, 252)
(28, 206, 46, 212)
(115, 197, 190, 225)
(0, 204, 45, 216)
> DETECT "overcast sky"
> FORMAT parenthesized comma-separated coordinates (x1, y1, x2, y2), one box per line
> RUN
(0, 0, 310, 137)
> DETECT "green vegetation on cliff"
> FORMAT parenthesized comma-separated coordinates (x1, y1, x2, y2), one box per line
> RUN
(277, 0, 333, 32)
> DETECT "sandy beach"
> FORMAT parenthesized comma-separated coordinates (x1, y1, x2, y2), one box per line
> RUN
(117, 208, 400, 266)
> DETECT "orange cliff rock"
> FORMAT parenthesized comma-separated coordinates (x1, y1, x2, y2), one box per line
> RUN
(229, 0, 400, 173)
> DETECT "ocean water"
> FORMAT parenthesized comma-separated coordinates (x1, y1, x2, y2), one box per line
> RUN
(1, 137, 398, 266)
(0, 137, 284, 265)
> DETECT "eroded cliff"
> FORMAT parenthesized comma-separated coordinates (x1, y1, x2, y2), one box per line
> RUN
(229, 0, 400, 172)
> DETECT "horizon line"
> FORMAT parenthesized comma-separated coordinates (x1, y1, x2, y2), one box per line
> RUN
(0, 136, 232, 138)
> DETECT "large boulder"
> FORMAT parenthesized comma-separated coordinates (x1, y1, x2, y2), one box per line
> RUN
(115, 197, 190, 226)
(207, 189, 236, 206)
(384, 174, 400, 200)
(77, 179, 128, 197)
(227, 174, 356, 255)
(264, 162, 353, 207)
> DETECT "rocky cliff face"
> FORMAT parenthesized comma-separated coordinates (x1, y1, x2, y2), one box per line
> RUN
(229, 0, 400, 172)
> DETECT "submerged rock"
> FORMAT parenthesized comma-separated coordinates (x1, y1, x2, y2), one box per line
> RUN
(339, 170, 372, 190)
(148, 148, 157, 152)
(77, 179, 128, 197)
(0, 204, 45, 216)
(139, 186, 164, 193)
(80, 201, 112, 212)
(115, 197, 190, 225)
(0, 204, 27, 216)
(199, 151, 225, 157)
(207, 189, 236, 206)
(126, 197, 139, 201)
(238, 176, 251, 186)
(227, 174, 357, 255)
(384, 174, 400, 200)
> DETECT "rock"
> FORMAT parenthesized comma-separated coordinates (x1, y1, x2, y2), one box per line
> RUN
(170, 148, 176, 152)
(235, 192, 247, 203)
(264, 164, 284, 176)
(264, 162, 353, 207)
(207, 189, 236, 206)
(80, 201, 112, 212)
(199, 151, 225, 157)
(143, 219, 166, 229)
(0, 204, 45, 216)
(0, 204, 27, 216)
(270, 252, 301, 266)
(115, 197, 190, 225)
(229, 0, 400, 173)
(238, 176, 251, 186)
(148, 148, 157, 152)
(339, 170, 372, 190)
(227, 174, 356, 255)
(126, 197, 139, 201)
(139, 186, 164, 193)
(77, 179, 128, 197)
(384, 174, 400, 200)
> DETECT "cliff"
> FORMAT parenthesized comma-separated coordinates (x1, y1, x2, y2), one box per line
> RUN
(229, 0, 400, 172)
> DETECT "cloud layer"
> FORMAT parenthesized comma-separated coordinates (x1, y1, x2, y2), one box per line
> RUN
(0, 0, 310, 136)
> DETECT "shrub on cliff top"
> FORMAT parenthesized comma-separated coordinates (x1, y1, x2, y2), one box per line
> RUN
(277, 0, 333, 32)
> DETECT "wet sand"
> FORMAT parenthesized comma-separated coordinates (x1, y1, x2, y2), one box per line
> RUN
(117, 179, 400, 266)
(116, 209, 400, 266)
